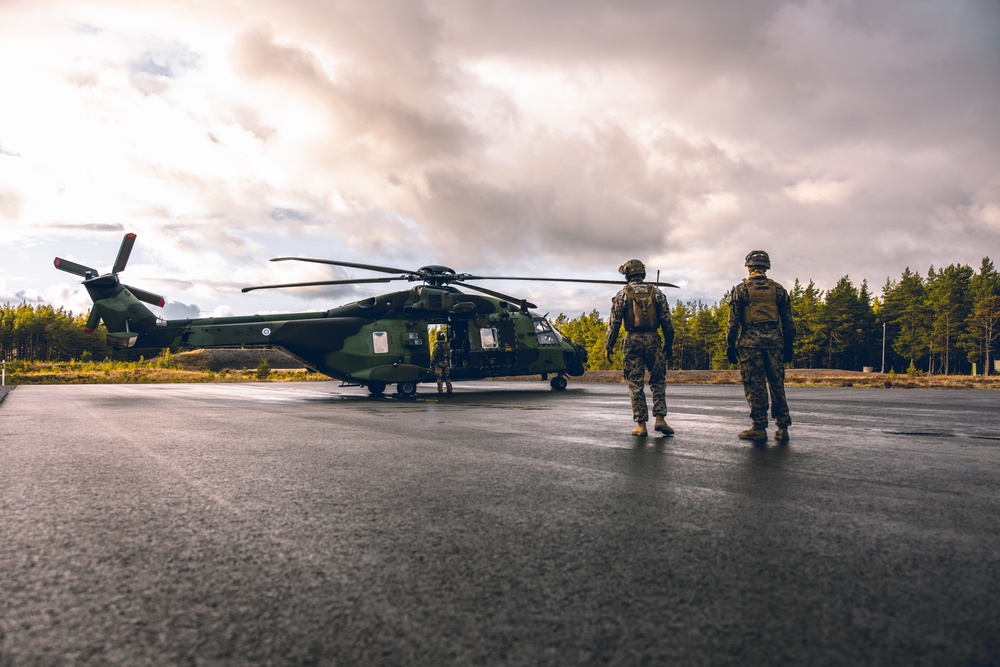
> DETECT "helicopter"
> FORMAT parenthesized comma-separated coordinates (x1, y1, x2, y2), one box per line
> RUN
(54, 233, 678, 398)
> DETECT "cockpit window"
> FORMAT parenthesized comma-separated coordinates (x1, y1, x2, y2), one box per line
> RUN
(533, 318, 561, 345)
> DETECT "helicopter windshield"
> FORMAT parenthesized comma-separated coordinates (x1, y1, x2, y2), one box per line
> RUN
(532, 317, 562, 345)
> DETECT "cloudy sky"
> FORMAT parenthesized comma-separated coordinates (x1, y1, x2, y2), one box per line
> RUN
(1, 0, 998, 322)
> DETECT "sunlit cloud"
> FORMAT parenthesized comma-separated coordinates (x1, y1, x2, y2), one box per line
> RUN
(0, 0, 996, 320)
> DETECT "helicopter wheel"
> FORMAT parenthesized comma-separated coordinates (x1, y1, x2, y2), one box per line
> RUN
(550, 375, 568, 391)
(396, 381, 418, 399)
(368, 382, 387, 396)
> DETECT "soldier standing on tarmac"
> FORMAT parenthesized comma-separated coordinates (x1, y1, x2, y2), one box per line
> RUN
(605, 259, 675, 437)
(726, 250, 796, 442)
(431, 331, 453, 395)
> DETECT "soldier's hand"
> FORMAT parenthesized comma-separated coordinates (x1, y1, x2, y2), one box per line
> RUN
(727, 347, 739, 365)
(605, 349, 613, 364)
(662, 345, 673, 361)
(783, 346, 794, 363)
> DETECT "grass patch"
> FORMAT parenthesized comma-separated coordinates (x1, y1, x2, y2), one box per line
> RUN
(576, 369, 1000, 390)
(5, 351, 328, 385)
(5, 350, 999, 389)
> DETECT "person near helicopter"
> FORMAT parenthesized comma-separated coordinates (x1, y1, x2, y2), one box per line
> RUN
(604, 259, 674, 436)
(431, 330, 453, 395)
(726, 250, 796, 442)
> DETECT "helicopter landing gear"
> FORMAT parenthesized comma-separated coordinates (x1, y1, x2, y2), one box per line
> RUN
(550, 375, 568, 391)
(368, 382, 387, 397)
(396, 381, 418, 399)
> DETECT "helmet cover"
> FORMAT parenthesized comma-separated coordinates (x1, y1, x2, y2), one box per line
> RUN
(744, 250, 771, 270)
(618, 259, 646, 279)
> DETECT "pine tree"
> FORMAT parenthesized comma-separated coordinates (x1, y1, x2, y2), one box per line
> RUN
(926, 264, 974, 374)
(789, 279, 824, 368)
(881, 268, 931, 372)
(962, 258, 1000, 375)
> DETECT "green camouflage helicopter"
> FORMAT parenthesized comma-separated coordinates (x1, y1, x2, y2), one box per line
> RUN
(54, 233, 677, 398)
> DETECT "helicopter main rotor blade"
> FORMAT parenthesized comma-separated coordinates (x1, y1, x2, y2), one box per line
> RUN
(53, 257, 98, 278)
(460, 283, 538, 309)
(242, 276, 403, 293)
(465, 275, 679, 289)
(270, 257, 419, 277)
(124, 284, 166, 307)
(112, 233, 137, 274)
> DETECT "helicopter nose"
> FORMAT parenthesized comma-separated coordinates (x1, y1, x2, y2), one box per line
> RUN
(563, 341, 588, 376)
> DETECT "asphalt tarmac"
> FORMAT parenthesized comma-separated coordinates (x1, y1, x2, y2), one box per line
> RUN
(1, 380, 998, 666)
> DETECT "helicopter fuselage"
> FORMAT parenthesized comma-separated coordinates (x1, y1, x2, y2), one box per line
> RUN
(91, 283, 587, 394)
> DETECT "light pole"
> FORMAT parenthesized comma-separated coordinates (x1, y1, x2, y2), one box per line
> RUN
(881, 321, 886, 373)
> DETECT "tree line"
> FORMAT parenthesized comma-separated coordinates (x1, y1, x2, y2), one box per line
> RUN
(555, 257, 1000, 376)
(0, 303, 112, 364)
(3, 256, 998, 375)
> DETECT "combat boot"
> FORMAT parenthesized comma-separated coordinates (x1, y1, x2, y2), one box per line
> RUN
(631, 422, 648, 437)
(774, 427, 789, 442)
(653, 416, 674, 436)
(446, 381, 453, 395)
(738, 427, 768, 441)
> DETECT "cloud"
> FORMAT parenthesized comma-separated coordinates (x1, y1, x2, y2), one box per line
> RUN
(0, 186, 22, 219)
(0, 0, 996, 318)
(229, 24, 473, 165)
(161, 301, 201, 319)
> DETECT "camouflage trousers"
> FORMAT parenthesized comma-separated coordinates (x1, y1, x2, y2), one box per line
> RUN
(738, 347, 791, 429)
(623, 331, 667, 423)
(434, 364, 452, 389)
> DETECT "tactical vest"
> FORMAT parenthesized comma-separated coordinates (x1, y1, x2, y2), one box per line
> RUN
(742, 278, 779, 325)
(432, 342, 451, 366)
(624, 283, 658, 331)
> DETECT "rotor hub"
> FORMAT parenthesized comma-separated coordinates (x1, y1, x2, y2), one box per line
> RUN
(417, 265, 459, 286)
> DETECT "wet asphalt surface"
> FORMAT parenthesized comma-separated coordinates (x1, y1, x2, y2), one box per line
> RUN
(1, 380, 998, 666)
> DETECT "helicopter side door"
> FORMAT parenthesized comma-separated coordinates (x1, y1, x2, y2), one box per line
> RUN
(451, 317, 516, 375)
(469, 318, 517, 373)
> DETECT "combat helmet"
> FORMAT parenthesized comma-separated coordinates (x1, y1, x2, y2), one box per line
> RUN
(619, 259, 646, 281)
(437, 332, 447, 342)
(744, 250, 770, 270)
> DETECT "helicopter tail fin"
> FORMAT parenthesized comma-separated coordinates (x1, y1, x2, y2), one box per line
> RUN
(54, 233, 166, 348)
(84, 285, 161, 347)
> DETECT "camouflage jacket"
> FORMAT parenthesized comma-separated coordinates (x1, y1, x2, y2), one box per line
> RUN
(431, 341, 451, 367)
(726, 275, 795, 349)
(605, 279, 674, 352)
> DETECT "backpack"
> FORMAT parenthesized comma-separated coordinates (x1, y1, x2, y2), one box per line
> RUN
(625, 283, 658, 331)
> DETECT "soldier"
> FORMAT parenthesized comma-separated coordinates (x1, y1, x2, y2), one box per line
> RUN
(726, 250, 796, 442)
(605, 259, 675, 436)
(431, 330, 453, 395)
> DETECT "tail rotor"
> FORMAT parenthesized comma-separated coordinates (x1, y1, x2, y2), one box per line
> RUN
(53, 232, 166, 334)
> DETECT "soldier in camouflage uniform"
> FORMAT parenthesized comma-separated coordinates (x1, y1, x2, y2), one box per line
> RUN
(605, 259, 675, 436)
(431, 331, 453, 395)
(726, 250, 796, 442)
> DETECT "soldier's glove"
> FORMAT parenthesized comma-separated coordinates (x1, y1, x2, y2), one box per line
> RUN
(783, 346, 794, 363)
(663, 344, 673, 361)
(727, 346, 739, 365)
(605, 349, 614, 364)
